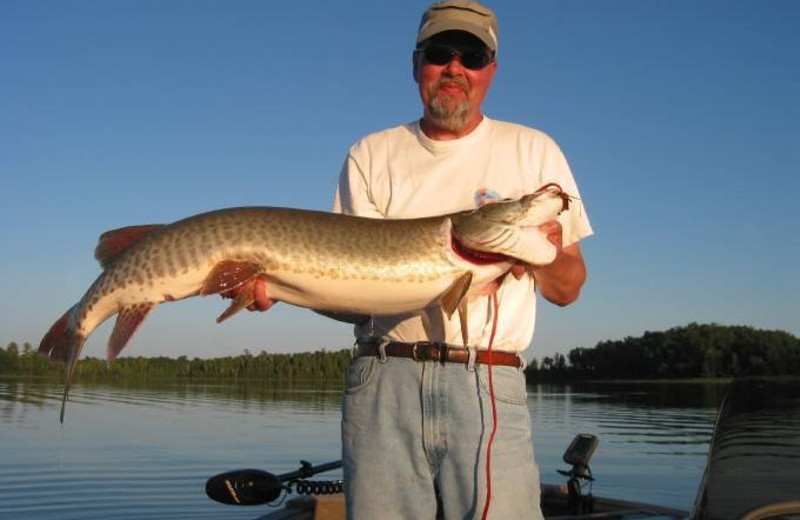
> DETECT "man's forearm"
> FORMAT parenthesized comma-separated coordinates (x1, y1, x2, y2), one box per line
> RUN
(532, 243, 586, 306)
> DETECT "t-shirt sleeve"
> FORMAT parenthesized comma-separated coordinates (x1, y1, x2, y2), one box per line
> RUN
(332, 148, 385, 218)
(539, 136, 594, 247)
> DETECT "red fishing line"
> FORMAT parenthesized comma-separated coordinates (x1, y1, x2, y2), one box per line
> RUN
(480, 292, 500, 520)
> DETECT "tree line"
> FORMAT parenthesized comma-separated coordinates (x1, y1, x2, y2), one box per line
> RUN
(0, 342, 352, 380)
(525, 322, 800, 382)
(2, 323, 798, 382)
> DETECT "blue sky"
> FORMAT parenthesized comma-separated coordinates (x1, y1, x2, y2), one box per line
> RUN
(2, 1, 798, 362)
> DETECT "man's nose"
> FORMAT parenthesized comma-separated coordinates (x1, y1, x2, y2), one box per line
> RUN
(442, 55, 467, 75)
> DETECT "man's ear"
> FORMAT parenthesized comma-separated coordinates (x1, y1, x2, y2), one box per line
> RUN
(412, 50, 420, 83)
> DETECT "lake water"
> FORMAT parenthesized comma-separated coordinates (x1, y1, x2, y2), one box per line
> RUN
(0, 376, 728, 519)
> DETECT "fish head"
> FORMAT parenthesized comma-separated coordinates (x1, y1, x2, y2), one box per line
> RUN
(451, 184, 570, 266)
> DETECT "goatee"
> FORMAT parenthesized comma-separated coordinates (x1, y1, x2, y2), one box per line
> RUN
(427, 79, 471, 132)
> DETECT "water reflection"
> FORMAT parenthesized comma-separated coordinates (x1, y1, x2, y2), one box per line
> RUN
(1, 376, 345, 426)
(0, 377, 54, 428)
(531, 382, 725, 449)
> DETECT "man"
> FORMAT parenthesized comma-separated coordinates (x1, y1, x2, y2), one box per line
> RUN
(250, 1, 592, 518)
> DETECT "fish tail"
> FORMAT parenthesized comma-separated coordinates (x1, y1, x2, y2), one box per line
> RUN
(38, 304, 86, 422)
(39, 304, 82, 363)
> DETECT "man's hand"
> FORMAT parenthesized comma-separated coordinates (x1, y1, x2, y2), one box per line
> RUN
(473, 220, 567, 296)
(538, 220, 564, 255)
(247, 275, 273, 311)
(220, 275, 275, 312)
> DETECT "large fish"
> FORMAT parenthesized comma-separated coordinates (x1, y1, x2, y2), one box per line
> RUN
(40, 184, 569, 420)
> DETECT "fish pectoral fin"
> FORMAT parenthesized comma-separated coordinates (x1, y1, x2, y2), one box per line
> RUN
(440, 272, 473, 319)
(200, 260, 262, 296)
(216, 276, 277, 323)
(95, 224, 165, 269)
(108, 302, 156, 362)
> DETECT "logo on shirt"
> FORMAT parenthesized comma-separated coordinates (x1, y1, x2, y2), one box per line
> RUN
(474, 188, 502, 207)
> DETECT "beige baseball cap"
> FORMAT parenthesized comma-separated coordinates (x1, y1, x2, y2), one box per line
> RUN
(417, 0, 499, 52)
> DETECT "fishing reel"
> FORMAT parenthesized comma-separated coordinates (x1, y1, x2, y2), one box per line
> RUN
(557, 434, 599, 514)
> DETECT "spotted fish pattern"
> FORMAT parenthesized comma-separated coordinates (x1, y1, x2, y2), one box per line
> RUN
(39, 184, 569, 421)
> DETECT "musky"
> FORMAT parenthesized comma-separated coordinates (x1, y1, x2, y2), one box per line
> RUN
(2, 1, 798, 362)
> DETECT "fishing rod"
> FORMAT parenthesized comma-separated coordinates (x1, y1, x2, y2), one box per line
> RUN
(206, 459, 343, 506)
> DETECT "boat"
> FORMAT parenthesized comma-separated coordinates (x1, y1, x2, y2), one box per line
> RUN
(206, 433, 689, 520)
(689, 357, 800, 520)
(207, 357, 800, 520)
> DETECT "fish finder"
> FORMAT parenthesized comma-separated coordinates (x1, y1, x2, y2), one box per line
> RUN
(563, 433, 599, 469)
(558, 434, 600, 514)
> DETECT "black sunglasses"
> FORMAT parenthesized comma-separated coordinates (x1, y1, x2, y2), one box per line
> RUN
(420, 44, 495, 71)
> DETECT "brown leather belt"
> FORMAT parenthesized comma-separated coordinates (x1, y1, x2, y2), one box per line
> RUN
(356, 340, 522, 368)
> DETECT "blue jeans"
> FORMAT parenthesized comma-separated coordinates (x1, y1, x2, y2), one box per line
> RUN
(342, 355, 543, 519)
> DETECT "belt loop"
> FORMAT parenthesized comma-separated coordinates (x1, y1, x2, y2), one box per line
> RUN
(377, 338, 389, 363)
(518, 354, 527, 371)
(467, 347, 477, 372)
(439, 343, 450, 365)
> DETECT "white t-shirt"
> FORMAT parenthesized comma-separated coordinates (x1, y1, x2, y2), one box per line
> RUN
(334, 116, 593, 352)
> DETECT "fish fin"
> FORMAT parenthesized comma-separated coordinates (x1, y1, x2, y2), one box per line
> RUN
(216, 277, 277, 323)
(38, 304, 86, 423)
(458, 299, 469, 347)
(107, 303, 156, 362)
(95, 224, 165, 269)
(440, 272, 473, 319)
(200, 260, 262, 296)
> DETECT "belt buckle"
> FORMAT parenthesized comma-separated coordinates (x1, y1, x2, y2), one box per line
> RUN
(412, 341, 448, 363)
